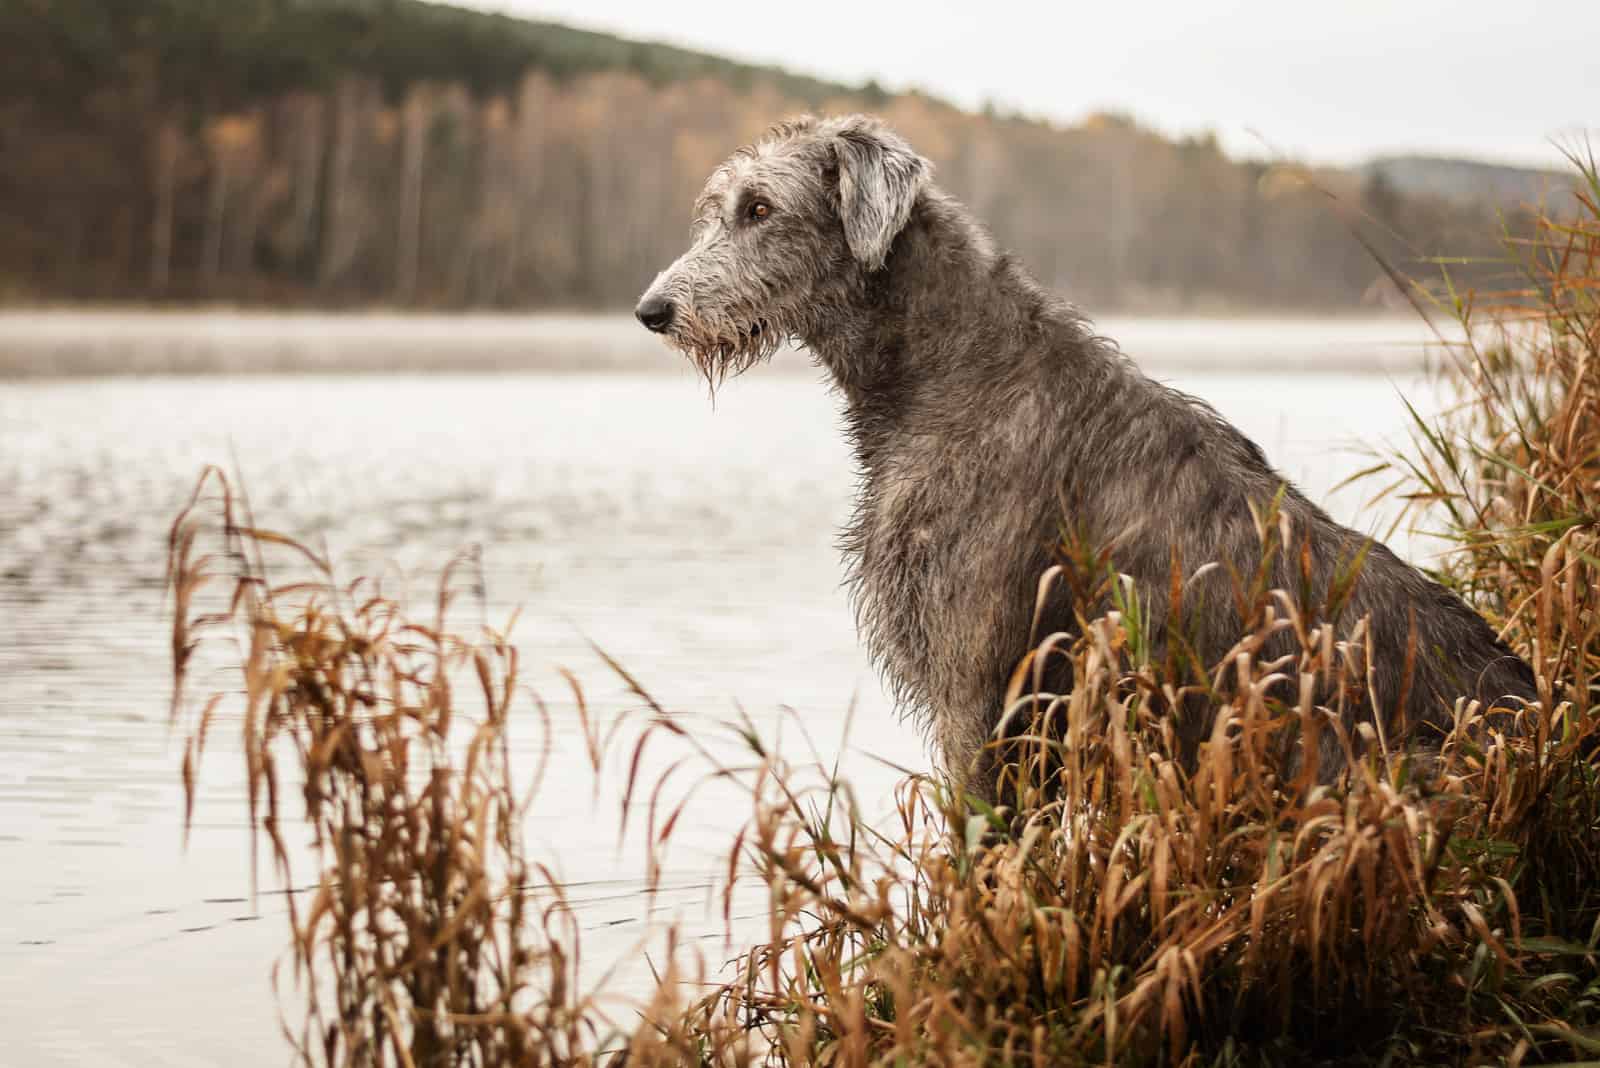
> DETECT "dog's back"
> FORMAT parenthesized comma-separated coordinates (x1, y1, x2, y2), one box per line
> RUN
(841, 208, 1535, 782)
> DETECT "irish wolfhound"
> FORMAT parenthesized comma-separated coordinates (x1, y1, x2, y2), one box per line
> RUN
(635, 114, 1535, 790)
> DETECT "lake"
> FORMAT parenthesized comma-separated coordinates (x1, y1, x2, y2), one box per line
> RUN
(0, 313, 1449, 1064)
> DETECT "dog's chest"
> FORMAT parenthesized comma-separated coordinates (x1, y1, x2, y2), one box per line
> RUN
(846, 435, 1039, 709)
(856, 451, 951, 588)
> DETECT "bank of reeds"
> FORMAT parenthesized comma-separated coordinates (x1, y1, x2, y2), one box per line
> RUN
(168, 151, 1600, 1066)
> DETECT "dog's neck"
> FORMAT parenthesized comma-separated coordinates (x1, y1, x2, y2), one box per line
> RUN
(801, 190, 1098, 448)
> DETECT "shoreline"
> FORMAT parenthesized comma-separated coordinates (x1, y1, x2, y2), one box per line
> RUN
(0, 310, 1449, 379)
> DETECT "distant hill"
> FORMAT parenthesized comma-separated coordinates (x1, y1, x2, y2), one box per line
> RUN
(1360, 155, 1576, 209)
(0, 0, 869, 107)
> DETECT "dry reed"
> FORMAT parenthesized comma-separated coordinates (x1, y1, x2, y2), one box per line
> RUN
(169, 149, 1600, 1066)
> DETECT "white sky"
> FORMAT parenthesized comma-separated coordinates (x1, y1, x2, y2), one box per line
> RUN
(458, 0, 1598, 168)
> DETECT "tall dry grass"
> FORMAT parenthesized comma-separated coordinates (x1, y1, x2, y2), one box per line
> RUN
(168, 471, 622, 1063)
(168, 151, 1600, 1066)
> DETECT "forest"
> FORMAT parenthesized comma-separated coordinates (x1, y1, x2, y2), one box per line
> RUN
(0, 0, 1549, 311)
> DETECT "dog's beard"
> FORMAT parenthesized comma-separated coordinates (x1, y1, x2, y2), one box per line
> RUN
(667, 305, 786, 393)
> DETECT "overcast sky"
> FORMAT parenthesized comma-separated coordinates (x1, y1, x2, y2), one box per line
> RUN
(458, 0, 1597, 167)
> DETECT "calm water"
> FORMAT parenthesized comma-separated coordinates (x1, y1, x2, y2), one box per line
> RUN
(0, 315, 1444, 1064)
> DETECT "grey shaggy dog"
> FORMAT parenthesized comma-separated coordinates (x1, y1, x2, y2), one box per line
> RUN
(635, 114, 1536, 790)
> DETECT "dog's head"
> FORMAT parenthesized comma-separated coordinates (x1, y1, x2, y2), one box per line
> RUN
(635, 114, 931, 387)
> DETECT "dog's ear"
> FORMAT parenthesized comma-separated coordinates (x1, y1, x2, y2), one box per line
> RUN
(831, 118, 931, 271)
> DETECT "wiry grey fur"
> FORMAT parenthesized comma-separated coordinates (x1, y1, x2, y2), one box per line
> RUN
(637, 114, 1536, 789)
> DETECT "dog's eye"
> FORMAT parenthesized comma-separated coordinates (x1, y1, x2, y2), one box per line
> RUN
(746, 200, 771, 222)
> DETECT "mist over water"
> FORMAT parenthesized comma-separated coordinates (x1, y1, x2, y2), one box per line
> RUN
(0, 315, 1444, 1064)
(0, 311, 1448, 377)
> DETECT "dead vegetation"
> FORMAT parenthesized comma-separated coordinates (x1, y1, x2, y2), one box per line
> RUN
(169, 150, 1600, 1066)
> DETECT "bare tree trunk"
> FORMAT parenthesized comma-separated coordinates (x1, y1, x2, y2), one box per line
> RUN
(60, 212, 84, 293)
(578, 127, 612, 303)
(289, 95, 324, 266)
(1108, 136, 1132, 303)
(114, 205, 135, 286)
(318, 80, 356, 290)
(395, 88, 427, 304)
(507, 76, 549, 302)
(472, 99, 513, 305)
(150, 120, 179, 293)
(202, 145, 228, 291)
(445, 96, 485, 304)
(232, 177, 264, 280)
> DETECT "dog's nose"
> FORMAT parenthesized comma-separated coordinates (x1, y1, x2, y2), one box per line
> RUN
(635, 295, 675, 333)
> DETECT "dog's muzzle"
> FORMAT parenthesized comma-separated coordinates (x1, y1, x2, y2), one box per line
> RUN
(635, 295, 676, 334)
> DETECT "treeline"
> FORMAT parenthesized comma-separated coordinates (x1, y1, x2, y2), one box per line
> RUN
(0, 0, 1533, 310)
